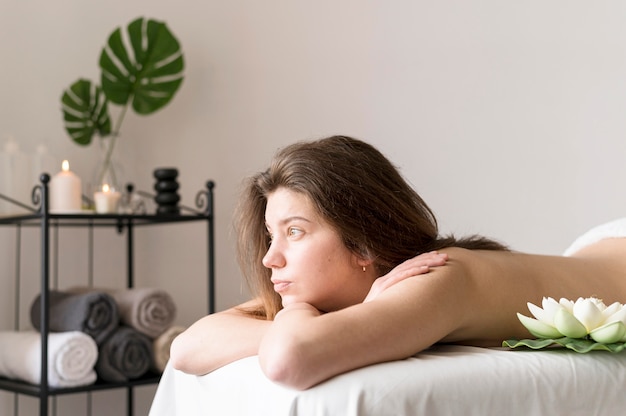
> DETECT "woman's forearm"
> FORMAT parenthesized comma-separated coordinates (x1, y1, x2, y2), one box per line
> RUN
(258, 303, 323, 389)
(170, 301, 271, 375)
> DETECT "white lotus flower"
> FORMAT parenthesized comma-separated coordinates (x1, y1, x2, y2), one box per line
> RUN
(517, 297, 626, 344)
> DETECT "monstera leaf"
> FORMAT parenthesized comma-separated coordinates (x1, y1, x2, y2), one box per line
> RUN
(60, 17, 184, 148)
(61, 79, 111, 145)
(99, 17, 184, 115)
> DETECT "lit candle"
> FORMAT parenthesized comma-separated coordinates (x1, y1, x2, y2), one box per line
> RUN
(94, 183, 121, 214)
(50, 160, 82, 213)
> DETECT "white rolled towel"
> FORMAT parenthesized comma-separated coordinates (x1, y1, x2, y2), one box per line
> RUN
(0, 330, 98, 388)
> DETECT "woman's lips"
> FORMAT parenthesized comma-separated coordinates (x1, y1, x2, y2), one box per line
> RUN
(272, 280, 291, 293)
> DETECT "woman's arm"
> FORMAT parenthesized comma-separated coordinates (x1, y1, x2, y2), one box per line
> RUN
(258, 254, 470, 390)
(170, 252, 448, 378)
(169, 298, 271, 375)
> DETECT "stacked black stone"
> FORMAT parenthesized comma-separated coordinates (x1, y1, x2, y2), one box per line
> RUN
(153, 168, 180, 215)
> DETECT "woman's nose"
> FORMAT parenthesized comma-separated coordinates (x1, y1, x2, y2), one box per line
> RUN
(262, 240, 286, 269)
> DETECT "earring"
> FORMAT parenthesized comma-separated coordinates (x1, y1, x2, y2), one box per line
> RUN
(362, 266, 366, 272)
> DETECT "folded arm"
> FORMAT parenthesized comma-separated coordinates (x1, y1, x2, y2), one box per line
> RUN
(169, 299, 271, 375)
(170, 251, 453, 381)
(258, 257, 471, 390)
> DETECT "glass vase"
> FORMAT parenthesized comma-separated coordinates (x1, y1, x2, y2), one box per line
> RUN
(90, 136, 124, 213)
(93, 137, 123, 188)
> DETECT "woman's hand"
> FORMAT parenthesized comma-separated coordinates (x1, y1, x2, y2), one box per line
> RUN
(363, 251, 448, 303)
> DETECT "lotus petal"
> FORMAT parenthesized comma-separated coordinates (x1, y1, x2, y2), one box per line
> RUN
(540, 298, 562, 323)
(589, 297, 608, 311)
(517, 313, 562, 339)
(559, 298, 575, 313)
(554, 308, 587, 338)
(605, 305, 626, 326)
(603, 302, 624, 318)
(528, 302, 554, 324)
(573, 298, 605, 331)
(589, 321, 626, 344)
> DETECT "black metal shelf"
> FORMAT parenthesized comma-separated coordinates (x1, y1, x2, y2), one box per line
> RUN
(0, 176, 215, 416)
(0, 373, 161, 397)
(0, 212, 212, 227)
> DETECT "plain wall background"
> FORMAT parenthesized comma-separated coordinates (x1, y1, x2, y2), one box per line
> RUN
(2, 1, 626, 414)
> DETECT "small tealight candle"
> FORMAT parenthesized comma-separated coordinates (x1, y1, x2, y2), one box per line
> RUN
(94, 183, 121, 214)
(50, 160, 82, 213)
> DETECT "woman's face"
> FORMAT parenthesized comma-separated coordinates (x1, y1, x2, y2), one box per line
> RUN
(262, 188, 374, 312)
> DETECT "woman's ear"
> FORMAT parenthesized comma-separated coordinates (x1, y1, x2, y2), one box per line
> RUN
(356, 257, 373, 267)
(354, 255, 377, 278)
(355, 250, 374, 268)
(352, 248, 373, 270)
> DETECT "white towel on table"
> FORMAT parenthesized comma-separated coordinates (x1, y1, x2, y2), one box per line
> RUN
(0, 330, 98, 388)
(563, 217, 626, 256)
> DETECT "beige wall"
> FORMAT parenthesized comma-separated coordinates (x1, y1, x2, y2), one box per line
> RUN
(2, 1, 626, 413)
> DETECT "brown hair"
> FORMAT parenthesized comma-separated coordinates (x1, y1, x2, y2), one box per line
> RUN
(234, 135, 507, 319)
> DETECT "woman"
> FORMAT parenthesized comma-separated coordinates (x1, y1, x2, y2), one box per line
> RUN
(170, 135, 626, 390)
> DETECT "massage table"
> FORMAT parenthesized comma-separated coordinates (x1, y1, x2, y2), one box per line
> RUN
(149, 218, 626, 415)
(149, 344, 626, 415)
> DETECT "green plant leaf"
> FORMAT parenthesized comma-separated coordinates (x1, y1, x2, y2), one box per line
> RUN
(99, 17, 184, 115)
(503, 338, 560, 350)
(503, 338, 626, 353)
(61, 79, 111, 145)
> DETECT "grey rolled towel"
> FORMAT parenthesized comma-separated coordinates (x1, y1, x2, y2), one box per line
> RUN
(109, 288, 177, 338)
(30, 290, 119, 345)
(95, 326, 152, 382)
(69, 287, 177, 338)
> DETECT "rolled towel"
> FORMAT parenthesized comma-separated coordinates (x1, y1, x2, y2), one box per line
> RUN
(111, 288, 177, 338)
(96, 326, 152, 382)
(30, 290, 119, 345)
(70, 287, 176, 338)
(152, 325, 185, 373)
(0, 330, 98, 388)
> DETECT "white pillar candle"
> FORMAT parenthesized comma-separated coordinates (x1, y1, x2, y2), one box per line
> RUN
(49, 160, 82, 213)
(94, 183, 121, 214)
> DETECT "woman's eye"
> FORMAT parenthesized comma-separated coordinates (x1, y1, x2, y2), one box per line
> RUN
(288, 227, 303, 237)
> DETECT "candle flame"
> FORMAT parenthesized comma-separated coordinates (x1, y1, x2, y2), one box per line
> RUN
(102, 184, 110, 193)
(62, 160, 70, 172)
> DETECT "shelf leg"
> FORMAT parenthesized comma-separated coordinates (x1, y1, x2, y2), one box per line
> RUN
(127, 221, 134, 288)
(40, 177, 50, 416)
(127, 387, 134, 416)
(39, 396, 47, 416)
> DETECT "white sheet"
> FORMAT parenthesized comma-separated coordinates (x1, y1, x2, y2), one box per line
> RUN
(149, 345, 626, 415)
